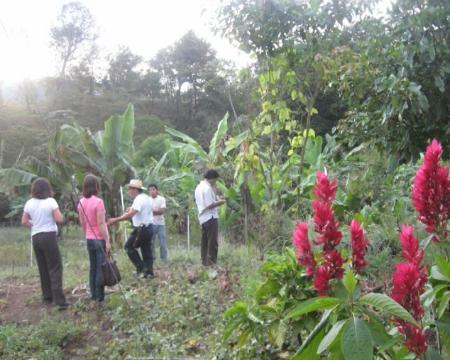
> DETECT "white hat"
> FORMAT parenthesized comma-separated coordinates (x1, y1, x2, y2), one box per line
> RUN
(127, 179, 146, 191)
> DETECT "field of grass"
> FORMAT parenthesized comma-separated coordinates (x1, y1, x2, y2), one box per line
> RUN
(0, 226, 262, 359)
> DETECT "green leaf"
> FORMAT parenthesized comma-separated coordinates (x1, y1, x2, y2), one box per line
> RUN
(343, 270, 358, 296)
(293, 310, 332, 359)
(0, 168, 36, 192)
(209, 113, 229, 162)
(431, 265, 450, 282)
(436, 256, 450, 280)
(359, 293, 417, 325)
(247, 312, 263, 324)
(224, 301, 247, 319)
(438, 291, 450, 319)
(341, 316, 373, 360)
(256, 278, 281, 301)
(286, 297, 342, 320)
(222, 319, 243, 341)
(269, 320, 287, 349)
(165, 126, 208, 161)
(318, 320, 347, 354)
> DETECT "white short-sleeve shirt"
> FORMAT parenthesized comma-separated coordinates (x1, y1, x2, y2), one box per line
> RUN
(24, 197, 59, 236)
(151, 195, 166, 226)
(131, 193, 153, 227)
(195, 180, 219, 225)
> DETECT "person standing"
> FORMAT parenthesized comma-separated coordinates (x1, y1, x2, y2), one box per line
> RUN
(194, 170, 226, 266)
(148, 184, 168, 263)
(21, 177, 68, 310)
(77, 174, 111, 303)
(108, 179, 154, 278)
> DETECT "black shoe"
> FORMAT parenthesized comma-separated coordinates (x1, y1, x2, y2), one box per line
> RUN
(57, 303, 69, 311)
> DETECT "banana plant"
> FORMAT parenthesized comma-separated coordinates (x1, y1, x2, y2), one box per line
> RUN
(165, 112, 233, 169)
(51, 104, 137, 216)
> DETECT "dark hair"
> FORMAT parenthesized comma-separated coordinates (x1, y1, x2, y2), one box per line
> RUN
(204, 169, 220, 180)
(83, 174, 99, 198)
(148, 184, 158, 190)
(31, 177, 54, 199)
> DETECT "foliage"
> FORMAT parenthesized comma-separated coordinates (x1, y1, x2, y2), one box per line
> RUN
(50, 1, 97, 78)
(335, 0, 450, 161)
(52, 104, 136, 215)
(0, 320, 83, 358)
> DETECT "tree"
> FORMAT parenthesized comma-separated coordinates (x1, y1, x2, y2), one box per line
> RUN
(50, 2, 97, 79)
(18, 80, 39, 113)
(336, 0, 450, 161)
(107, 47, 143, 94)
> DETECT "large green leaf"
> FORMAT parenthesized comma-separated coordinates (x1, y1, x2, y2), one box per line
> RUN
(224, 301, 248, 319)
(224, 129, 249, 155)
(209, 112, 229, 162)
(359, 293, 417, 325)
(341, 316, 373, 360)
(102, 114, 123, 164)
(79, 127, 104, 165)
(293, 309, 332, 359)
(119, 103, 135, 157)
(165, 126, 208, 161)
(438, 291, 450, 319)
(436, 256, 450, 280)
(342, 269, 358, 296)
(318, 320, 347, 354)
(0, 168, 36, 192)
(286, 297, 342, 320)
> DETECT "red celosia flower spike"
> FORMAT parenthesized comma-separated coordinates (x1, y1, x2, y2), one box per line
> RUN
(314, 266, 332, 296)
(313, 172, 338, 204)
(412, 139, 450, 242)
(392, 262, 427, 320)
(292, 223, 316, 277)
(398, 323, 427, 356)
(350, 220, 369, 274)
(400, 225, 424, 266)
(312, 200, 343, 250)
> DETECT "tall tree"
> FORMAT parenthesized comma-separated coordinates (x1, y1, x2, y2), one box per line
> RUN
(107, 47, 143, 94)
(50, 2, 97, 79)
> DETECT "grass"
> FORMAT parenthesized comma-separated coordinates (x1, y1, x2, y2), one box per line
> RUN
(0, 226, 262, 359)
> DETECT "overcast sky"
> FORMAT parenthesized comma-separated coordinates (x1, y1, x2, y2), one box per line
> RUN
(0, 0, 393, 84)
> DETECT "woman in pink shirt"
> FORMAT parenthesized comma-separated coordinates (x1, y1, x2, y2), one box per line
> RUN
(78, 174, 111, 303)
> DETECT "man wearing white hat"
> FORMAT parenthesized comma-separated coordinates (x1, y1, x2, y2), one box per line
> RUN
(108, 179, 154, 278)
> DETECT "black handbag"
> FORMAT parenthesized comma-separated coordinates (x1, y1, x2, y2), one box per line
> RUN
(102, 257, 121, 286)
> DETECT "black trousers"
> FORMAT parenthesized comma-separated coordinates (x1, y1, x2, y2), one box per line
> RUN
(125, 225, 154, 275)
(32, 231, 67, 305)
(201, 218, 219, 266)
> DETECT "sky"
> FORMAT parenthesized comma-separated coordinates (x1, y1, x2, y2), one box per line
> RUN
(0, 0, 393, 84)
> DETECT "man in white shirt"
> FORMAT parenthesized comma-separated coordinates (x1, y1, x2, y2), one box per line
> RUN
(194, 169, 225, 266)
(108, 179, 155, 278)
(148, 184, 168, 262)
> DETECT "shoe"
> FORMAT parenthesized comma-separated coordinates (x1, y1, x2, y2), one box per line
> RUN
(143, 272, 155, 279)
(57, 303, 69, 311)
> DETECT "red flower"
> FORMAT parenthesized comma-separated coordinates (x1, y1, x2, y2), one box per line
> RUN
(392, 263, 427, 320)
(323, 250, 345, 279)
(400, 225, 424, 266)
(412, 139, 450, 241)
(350, 220, 369, 273)
(292, 223, 316, 276)
(313, 200, 342, 251)
(314, 172, 337, 204)
(314, 265, 333, 296)
(397, 322, 427, 356)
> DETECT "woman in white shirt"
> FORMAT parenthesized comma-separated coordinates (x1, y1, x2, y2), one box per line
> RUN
(21, 177, 68, 310)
